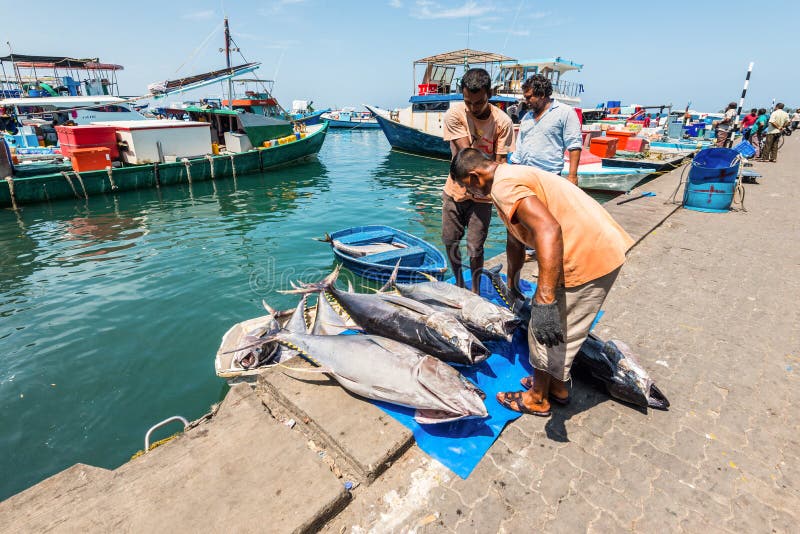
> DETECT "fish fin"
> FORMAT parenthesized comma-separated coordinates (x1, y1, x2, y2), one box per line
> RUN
(377, 293, 435, 315)
(262, 299, 276, 315)
(279, 265, 342, 294)
(377, 260, 401, 293)
(413, 409, 471, 425)
(313, 233, 332, 243)
(489, 264, 503, 274)
(347, 280, 355, 293)
(278, 363, 334, 374)
(418, 272, 438, 282)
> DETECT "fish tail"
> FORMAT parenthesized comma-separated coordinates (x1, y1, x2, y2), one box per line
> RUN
(313, 232, 332, 243)
(377, 260, 401, 293)
(279, 264, 342, 294)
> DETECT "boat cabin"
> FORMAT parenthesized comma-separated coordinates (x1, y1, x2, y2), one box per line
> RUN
(494, 57, 584, 107)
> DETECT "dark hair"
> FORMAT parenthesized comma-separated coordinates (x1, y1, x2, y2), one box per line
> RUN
(521, 74, 553, 98)
(450, 148, 491, 182)
(727, 102, 737, 109)
(776, 102, 784, 109)
(758, 108, 766, 115)
(460, 68, 491, 94)
(750, 108, 757, 114)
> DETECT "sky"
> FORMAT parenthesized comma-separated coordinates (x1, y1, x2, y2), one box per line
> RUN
(3, 0, 799, 112)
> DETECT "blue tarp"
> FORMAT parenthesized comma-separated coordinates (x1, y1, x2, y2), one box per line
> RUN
(371, 270, 604, 478)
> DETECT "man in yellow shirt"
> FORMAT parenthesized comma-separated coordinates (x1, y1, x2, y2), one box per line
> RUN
(449, 148, 634, 416)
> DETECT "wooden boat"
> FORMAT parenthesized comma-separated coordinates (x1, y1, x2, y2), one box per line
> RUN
(321, 109, 380, 129)
(325, 225, 447, 283)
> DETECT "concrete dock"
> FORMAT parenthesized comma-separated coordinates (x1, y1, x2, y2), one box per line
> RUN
(2, 139, 798, 532)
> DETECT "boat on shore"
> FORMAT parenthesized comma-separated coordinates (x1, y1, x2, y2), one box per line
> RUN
(321, 108, 379, 129)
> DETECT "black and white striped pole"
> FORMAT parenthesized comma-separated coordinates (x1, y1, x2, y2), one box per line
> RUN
(733, 62, 754, 144)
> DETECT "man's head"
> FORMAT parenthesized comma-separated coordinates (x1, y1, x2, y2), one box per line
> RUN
(727, 102, 737, 110)
(521, 74, 553, 114)
(450, 148, 496, 198)
(750, 108, 757, 115)
(775, 102, 785, 110)
(460, 68, 492, 118)
(758, 108, 766, 115)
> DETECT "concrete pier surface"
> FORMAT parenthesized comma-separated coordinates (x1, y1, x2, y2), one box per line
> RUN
(2, 139, 798, 532)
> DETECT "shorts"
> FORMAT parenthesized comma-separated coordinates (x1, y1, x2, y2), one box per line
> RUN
(441, 193, 492, 259)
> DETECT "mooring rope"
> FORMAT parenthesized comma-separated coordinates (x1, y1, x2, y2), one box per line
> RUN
(181, 158, 192, 184)
(73, 171, 88, 199)
(61, 171, 79, 198)
(205, 154, 216, 180)
(106, 167, 118, 190)
(4, 176, 18, 210)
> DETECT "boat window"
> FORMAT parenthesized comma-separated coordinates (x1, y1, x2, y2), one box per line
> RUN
(87, 105, 131, 113)
(412, 101, 450, 112)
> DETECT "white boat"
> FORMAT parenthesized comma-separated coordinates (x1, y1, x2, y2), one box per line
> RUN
(493, 57, 584, 107)
(0, 95, 145, 125)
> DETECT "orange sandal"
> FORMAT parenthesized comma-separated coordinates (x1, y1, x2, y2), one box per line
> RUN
(519, 375, 571, 405)
(496, 391, 551, 417)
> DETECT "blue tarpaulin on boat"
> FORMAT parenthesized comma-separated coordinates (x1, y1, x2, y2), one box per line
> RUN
(371, 270, 602, 479)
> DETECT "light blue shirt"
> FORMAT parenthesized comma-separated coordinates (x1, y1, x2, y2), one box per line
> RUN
(510, 100, 582, 174)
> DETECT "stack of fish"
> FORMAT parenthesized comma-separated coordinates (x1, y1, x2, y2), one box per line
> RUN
(225, 264, 522, 424)
(225, 262, 669, 422)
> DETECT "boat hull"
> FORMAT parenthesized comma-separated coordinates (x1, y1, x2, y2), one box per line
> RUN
(1, 123, 329, 208)
(328, 225, 447, 283)
(370, 109, 450, 159)
(326, 118, 380, 129)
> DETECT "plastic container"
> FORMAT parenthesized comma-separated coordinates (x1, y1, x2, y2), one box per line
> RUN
(683, 148, 740, 213)
(605, 130, 636, 150)
(56, 125, 119, 159)
(589, 137, 617, 158)
(732, 140, 755, 159)
(624, 137, 648, 153)
(70, 147, 111, 172)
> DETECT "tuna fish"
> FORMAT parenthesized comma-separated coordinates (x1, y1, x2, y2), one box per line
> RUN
(231, 311, 281, 369)
(249, 329, 489, 424)
(310, 291, 352, 336)
(317, 233, 407, 257)
(380, 264, 521, 341)
(572, 333, 670, 410)
(478, 265, 532, 325)
(287, 266, 490, 365)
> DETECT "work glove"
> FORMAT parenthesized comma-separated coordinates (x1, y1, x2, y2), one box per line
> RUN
(529, 301, 564, 347)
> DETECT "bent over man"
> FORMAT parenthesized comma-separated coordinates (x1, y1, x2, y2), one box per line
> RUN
(449, 148, 634, 416)
(441, 68, 514, 292)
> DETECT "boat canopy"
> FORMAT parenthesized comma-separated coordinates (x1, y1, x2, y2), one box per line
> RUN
(148, 62, 261, 98)
(0, 54, 123, 70)
(414, 49, 515, 66)
(514, 58, 583, 73)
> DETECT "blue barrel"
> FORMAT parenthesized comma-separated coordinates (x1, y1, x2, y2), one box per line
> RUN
(683, 148, 740, 213)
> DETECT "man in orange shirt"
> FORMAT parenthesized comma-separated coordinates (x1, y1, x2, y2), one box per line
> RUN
(449, 148, 634, 417)
(441, 68, 514, 292)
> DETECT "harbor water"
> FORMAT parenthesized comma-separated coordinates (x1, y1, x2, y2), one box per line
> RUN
(0, 131, 615, 499)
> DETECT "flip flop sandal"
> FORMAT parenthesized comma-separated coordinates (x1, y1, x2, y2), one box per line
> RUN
(495, 391, 551, 417)
(519, 376, 571, 405)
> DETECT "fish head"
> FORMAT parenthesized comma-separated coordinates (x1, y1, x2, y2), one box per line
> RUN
(424, 312, 490, 364)
(466, 300, 520, 341)
(416, 356, 488, 422)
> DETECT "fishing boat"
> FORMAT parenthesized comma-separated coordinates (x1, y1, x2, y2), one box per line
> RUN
(493, 57, 584, 107)
(367, 49, 518, 159)
(321, 108, 380, 129)
(323, 225, 447, 283)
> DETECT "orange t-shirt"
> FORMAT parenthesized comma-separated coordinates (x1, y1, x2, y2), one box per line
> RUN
(491, 164, 634, 287)
(443, 102, 513, 202)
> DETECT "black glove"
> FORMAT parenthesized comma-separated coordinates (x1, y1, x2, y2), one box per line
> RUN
(529, 301, 564, 347)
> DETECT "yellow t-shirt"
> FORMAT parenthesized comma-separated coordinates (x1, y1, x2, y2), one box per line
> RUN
(491, 164, 634, 287)
(442, 102, 513, 202)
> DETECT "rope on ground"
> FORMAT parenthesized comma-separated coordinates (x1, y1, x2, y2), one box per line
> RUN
(182, 158, 192, 185)
(732, 181, 747, 212)
(105, 167, 118, 190)
(4, 176, 18, 210)
(666, 164, 690, 205)
(60, 171, 79, 198)
(205, 154, 216, 180)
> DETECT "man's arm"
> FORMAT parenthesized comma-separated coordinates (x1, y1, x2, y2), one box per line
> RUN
(514, 196, 563, 304)
(505, 231, 526, 300)
(450, 137, 471, 158)
(566, 149, 581, 185)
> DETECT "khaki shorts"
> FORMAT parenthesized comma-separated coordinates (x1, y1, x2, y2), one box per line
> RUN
(528, 267, 621, 381)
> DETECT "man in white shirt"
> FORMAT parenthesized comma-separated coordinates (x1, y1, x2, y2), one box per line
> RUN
(715, 102, 737, 148)
(762, 103, 790, 162)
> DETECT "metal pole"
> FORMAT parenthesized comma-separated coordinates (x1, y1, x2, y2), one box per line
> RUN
(224, 17, 233, 111)
(732, 62, 754, 144)
(6, 42, 23, 93)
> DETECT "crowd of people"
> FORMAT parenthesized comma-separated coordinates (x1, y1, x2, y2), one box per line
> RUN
(719, 102, 796, 162)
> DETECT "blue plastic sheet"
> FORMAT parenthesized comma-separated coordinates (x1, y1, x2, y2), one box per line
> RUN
(371, 270, 603, 478)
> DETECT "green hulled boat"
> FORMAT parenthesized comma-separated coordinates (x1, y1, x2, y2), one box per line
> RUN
(2, 122, 328, 208)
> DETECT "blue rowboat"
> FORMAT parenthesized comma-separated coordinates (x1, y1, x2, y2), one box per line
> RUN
(324, 225, 448, 283)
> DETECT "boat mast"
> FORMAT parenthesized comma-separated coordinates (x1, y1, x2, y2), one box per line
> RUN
(224, 17, 233, 110)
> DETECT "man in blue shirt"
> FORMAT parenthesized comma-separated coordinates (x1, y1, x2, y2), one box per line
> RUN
(510, 74, 583, 185)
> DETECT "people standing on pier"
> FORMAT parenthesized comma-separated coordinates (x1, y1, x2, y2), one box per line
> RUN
(441, 68, 514, 292)
(509, 74, 583, 185)
(449, 148, 634, 417)
(762, 103, 790, 162)
(741, 108, 758, 142)
(714, 102, 737, 148)
(751, 108, 769, 159)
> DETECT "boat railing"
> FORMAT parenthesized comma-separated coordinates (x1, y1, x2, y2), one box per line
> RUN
(554, 80, 583, 98)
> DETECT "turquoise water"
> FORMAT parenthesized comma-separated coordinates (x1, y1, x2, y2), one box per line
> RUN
(0, 131, 616, 499)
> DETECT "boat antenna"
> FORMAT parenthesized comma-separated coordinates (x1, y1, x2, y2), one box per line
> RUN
(6, 41, 23, 94)
(224, 17, 234, 110)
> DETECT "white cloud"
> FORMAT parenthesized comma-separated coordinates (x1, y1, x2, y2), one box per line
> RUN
(182, 9, 215, 20)
(412, 1, 494, 19)
(389, 0, 403, 7)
